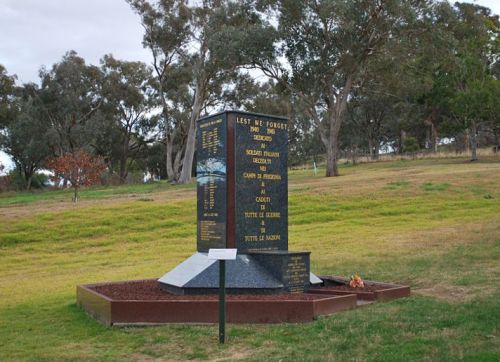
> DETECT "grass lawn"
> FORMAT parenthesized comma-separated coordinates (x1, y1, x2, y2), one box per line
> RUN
(0, 157, 499, 361)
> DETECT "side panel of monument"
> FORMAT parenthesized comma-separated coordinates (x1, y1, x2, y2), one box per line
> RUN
(196, 113, 228, 252)
(197, 111, 288, 253)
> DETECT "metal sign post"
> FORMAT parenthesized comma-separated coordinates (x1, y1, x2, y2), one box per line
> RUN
(208, 248, 237, 344)
(218, 259, 226, 343)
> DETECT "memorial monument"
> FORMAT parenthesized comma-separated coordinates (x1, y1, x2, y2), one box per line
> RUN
(77, 111, 409, 325)
(158, 111, 322, 294)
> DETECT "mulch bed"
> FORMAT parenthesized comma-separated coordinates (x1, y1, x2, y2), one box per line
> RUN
(309, 276, 411, 302)
(90, 279, 326, 301)
(316, 284, 386, 293)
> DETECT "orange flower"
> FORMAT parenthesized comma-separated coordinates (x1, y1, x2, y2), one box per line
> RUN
(349, 274, 365, 288)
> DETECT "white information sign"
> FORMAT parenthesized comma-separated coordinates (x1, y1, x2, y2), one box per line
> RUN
(208, 248, 237, 260)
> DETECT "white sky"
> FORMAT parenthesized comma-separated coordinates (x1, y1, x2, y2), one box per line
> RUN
(0, 0, 499, 171)
(0, 0, 152, 84)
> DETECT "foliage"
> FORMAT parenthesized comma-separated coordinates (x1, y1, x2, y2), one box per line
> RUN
(127, 0, 277, 183)
(6, 170, 49, 191)
(417, 2, 500, 161)
(0, 84, 52, 190)
(99, 54, 158, 183)
(403, 137, 420, 153)
(1, 1, 499, 180)
(257, 0, 432, 176)
(38, 51, 103, 155)
(46, 150, 107, 202)
(0, 65, 17, 129)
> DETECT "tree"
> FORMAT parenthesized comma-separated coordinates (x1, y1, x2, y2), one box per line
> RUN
(344, 29, 432, 160)
(0, 65, 17, 129)
(259, 0, 431, 176)
(127, 0, 190, 182)
(446, 3, 500, 161)
(176, 0, 276, 183)
(144, 141, 168, 180)
(38, 51, 103, 156)
(0, 84, 52, 190)
(100, 55, 157, 183)
(346, 93, 393, 160)
(128, 0, 276, 183)
(47, 150, 107, 202)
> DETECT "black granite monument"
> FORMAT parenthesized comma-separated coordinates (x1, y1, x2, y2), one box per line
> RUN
(159, 111, 321, 294)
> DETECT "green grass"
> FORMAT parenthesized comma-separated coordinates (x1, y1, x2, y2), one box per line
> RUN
(387, 180, 410, 189)
(421, 182, 450, 191)
(0, 156, 499, 361)
(0, 181, 194, 206)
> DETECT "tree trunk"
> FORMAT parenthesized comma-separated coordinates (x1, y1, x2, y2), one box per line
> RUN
(165, 133, 175, 182)
(173, 144, 184, 180)
(431, 121, 438, 153)
(26, 174, 33, 191)
(469, 122, 478, 161)
(368, 139, 379, 160)
(325, 129, 339, 177)
(119, 159, 127, 184)
(373, 143, 380, 160)
(120, 154, 128, 185)
(23, 165, 34, 191)
(119, 139, 129, 184)
(399, 130, 407, 154)
(424, 110, 439, 153)
(325, 76, 353, 177)
(178, 82, 204, 184)
(351, 146, 357, 165)
(72, 186, 79, 203)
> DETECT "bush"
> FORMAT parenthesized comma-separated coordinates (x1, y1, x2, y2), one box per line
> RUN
(403, 137, 420, 153)
(6, 170, 49, 190)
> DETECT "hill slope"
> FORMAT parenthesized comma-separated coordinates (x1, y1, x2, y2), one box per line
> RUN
(0, 157, 499, 361)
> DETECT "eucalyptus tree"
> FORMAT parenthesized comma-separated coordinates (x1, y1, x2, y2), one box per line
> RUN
(258, 0, 432, 176)
(127, 0, 190, 181)
(344, 23, 435, 159)
(0, 84, 52, 190)
(415, 2, 499, 160)
(0, 65, 17, 129)
(38, 51, 103, 156)
(446, 3, 499, 161)
(100, 55, 158, 182)
(128, 0, 276, 183)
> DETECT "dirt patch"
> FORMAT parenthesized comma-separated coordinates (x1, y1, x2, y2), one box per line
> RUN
(415, 284, 476, 303)
(129, 354, 165, 362)
(210, 348, 255, 362)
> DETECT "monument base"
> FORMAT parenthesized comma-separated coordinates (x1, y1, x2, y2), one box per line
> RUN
(76, 277, 411, 326)
(158, 252, 322, 295)
(76, 279, 357, 325)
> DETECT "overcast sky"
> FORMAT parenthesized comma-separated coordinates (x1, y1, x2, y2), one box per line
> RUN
(0, 0, 499, 170)
(0, 0, 152, 84)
